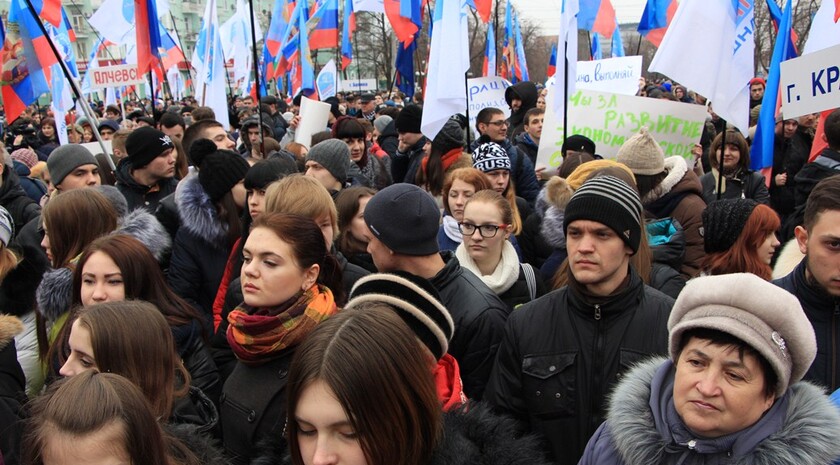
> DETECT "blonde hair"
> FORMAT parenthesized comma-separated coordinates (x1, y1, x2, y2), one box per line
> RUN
(264, 174, 338, 239)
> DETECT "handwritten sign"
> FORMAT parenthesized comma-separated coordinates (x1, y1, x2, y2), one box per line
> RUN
(780, 44, 840, 119)
(547, 56, 643, 97)
(466, 76, 512, 138)
(536, 87, 709, 169)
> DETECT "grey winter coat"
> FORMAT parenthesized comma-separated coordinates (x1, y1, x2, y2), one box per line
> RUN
(579, 358, 840, 465)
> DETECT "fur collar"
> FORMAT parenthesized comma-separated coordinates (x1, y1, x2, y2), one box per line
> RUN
(607, 357, 840, 465)
(772, 238, 804, 280)
(174, 175, 229, 245)
(36, 210, 172, 321)
(541, 206, 566, 249)
(0, 314, 24, 350)
(642, 156, 689, 204)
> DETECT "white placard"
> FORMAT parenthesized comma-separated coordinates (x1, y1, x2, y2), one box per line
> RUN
(536, 87, 709, 169)
(338, 79, 378, 92)
(780, 44, 840, 119)
(295, 97, 332, 149)
(467, 76, 512, 138)
(573, 56, 643, 96)
(90, 64, 146, 89)
(80, 140, 113, 156)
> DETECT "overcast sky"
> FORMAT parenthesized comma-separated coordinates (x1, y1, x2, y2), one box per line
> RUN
(513, 0, 648, 36)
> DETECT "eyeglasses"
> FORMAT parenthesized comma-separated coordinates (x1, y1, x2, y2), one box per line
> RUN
(458, 222, 508, 238)
(487, 120, 510, 127)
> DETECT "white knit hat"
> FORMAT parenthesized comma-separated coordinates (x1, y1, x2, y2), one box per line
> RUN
(616, 127, 665, 175)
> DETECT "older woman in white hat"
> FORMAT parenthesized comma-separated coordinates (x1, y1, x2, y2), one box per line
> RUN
(579, 273, 840, 464)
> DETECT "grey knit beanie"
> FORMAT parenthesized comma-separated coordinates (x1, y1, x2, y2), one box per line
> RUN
(615, 127, 665, 175)
(306, 139, 351, 183)
(47, 144, 98, 186)
(374, 115, 393, 135)
(432, 119, 465, 154)
(668, 273, 817, 396)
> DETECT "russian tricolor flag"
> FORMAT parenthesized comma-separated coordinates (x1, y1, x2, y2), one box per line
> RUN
(384, 0, 421, 45)
(638, 0, 677, 47)
(579, 0, 616, 38)
(310, 0, 339, 50)
(135, 0, 163, 75)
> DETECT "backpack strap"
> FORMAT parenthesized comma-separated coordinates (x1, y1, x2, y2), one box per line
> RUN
(522, 263, 537, 301)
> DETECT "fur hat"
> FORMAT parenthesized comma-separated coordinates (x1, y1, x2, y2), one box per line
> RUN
(46, 144, 98, 187)
(701, 199, 759, 253)
(126, 126, 174, 168)
(616, 127, 666, 176)
(668, 273, 817, 396)
(347, 271, 454, 360)
(564, 175, 643, 254)
(472, 142, 510, 173)
(395, 105, 423, 134)
(306, 139, 352, 184)
(364, 184, 440, 256)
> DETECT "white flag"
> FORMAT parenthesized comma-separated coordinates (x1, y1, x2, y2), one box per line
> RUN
(89, 0, 170, 46)
(420, 0, 470, 140)
(193, 0, 231, 129)
(220, 0, 262, 93)
(551, 0, 579, 123)
(650, 0, 754, 135)
(316, 59, 338, 100)
(803, 2, 840, 55)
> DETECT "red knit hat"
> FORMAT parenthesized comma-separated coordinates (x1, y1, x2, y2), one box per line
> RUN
(749, 77, 766, 88)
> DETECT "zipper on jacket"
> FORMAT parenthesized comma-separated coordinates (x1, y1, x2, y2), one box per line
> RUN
(594, 304, 601, 321)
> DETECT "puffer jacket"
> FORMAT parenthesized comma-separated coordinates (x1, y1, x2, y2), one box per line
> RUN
(168, 176, 236, 329)
(485, 268, 674, 465)
(646, 217, 686, 299)
(519, 187, 556, 270)
(115, 158, 179, 214)
(515, 132, 540, 167)
(579, 358, 840, 465)
(643, 156, 706, 280)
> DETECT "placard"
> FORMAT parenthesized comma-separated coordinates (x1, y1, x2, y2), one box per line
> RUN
(467, 76, 512, 138)
(295, 96, 332, 149)
(536, 88, 709, 169)
(780, 44, 840, 118)
(90, 64, 145, 89)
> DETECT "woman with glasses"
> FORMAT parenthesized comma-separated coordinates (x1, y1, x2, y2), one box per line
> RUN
(456, 190, 545, 312)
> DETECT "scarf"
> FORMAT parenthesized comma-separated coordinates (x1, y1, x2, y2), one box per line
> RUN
(420, 148, 464, 175)
(442, 215, 462, 244)
(455, 240, 520, 295)
(226, 284, 337, 365)
(434, 353, 467, 412)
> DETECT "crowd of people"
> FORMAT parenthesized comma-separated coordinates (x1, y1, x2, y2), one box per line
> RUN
(0, 76, 839, 465)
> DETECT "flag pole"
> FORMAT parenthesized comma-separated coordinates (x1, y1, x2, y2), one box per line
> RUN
(716, 121, 726, 200)
(168, 12, 194, 94)
(494, 0, 500, 75)
(247, 0, 266, 157)
(464, 71, 471, 151)
(562, 40, 568, 143)
(20, 0, 114, 170)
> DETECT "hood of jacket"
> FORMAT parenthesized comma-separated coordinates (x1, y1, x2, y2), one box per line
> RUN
(606, 357, 840, 465)
(35, 209, 172, 321)
(175, 175, 230, 245)
(505, 82, 539, 128)
(0, 166, 30, 204)
(0, 314, 24, 350)
(643, 156, 703, 211)
(646, 217, 685, 270)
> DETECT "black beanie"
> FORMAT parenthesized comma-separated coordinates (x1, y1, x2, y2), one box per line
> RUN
(432, 119, 464, 153)
(563, 175, 643, 254)
(126, 127, 174, 168)
(561, 134, 597, 156)
(395, 104, 423, 134)
(189, 138, 218, 168)
(702, 199, 759, 253)
(244, 158, 298, 191)
(192, 141, 250, 201)
(347, 271, 454, 360)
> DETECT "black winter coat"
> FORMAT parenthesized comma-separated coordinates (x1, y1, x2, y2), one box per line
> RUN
(770, 134, 809, 217)
(499, 265, 546, 311)
(390, 136, 427, 184)
(699, 169, 770, 205)
(0, 217, 47, 317)
(0, 316, 25, 465)
(115, 158, 179, 214)
(484, 268, 674, 465)
(376, 119, 399, 159)
(0, 168, 40, 239)
(431, 252, 509, 401)
(774, 260, 840, 391)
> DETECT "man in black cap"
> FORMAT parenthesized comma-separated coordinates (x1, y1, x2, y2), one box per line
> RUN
(97, 120, 120, 141)
(115, 126, 179, 213)
(562, 134, 597, 159)
(391, 104, 427, 184)
(359, 93, 377, 122)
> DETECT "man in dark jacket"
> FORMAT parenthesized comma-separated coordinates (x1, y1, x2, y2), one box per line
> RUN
(374, 115, 399, 159)
(0, 162, 40, 239)
(116, 127, 178, 214)
(485, 175, 674, 465)
(774, 174, 840, 392)
(364, 183, 508, 400)
(391, 105, 428, 184)
(514, 108, 544, 167)
(473, 107, 540, 205)
(770, 116, 809, 223)
(505, 81, 538, 141)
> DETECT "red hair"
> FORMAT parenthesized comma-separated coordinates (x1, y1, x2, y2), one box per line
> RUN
(701, 204, 780, 280)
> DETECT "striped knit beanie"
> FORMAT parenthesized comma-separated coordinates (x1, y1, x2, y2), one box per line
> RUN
(563, 175, 643, 255)
(347, 271, 454, 360)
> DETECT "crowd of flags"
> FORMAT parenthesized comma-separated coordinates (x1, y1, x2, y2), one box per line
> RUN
(1, 0, 838, 163)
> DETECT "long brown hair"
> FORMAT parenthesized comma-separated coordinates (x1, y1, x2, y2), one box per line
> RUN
(22, 371, 178, 465)
(335, 187, 377, 256)
(287, 304, 442, 465)
(701, 204, 780, 280)
(73, 301, 190, 419)
(442, 167, 492, 216)
(42, 189, 118, 268)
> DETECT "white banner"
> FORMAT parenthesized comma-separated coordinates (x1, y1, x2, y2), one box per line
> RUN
(536, 88, 709, 169)
(338, 79, 377, 92)
(780, 44, 840, 119)
(316, 59, 338, 100)
(467, 76, 511, 138)
(90, 64, 145, 89)
(547, 56, 643, 97)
